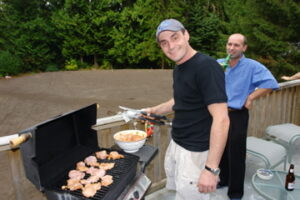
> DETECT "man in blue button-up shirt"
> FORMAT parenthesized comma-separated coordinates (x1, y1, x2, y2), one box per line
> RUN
(217, 33, 279, 200)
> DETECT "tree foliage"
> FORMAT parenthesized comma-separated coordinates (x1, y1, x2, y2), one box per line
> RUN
(0, 0, 64, 72)
(184, 0, 222, 56)
(0, 0, 299, 77)
(216, 0, 300, 76)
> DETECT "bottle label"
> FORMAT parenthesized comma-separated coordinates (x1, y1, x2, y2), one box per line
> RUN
(287, 182, 295, 190)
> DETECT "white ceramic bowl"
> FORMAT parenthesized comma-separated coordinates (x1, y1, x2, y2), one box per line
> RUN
(113, 130, 147, 153)
(256, 168, 274, 180)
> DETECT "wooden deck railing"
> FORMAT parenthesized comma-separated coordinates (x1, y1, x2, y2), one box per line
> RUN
(0, 80, 299, 199)
(248, 79, 300, 137)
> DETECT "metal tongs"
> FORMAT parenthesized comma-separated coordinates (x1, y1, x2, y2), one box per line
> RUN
(119, 106, 172, 126)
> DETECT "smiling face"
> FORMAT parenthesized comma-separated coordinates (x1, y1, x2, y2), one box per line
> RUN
(157, 30, 192, 65)
(226, 34, 247, 59)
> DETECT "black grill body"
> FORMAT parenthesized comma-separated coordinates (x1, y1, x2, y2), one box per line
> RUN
(19, 104, 139, 200)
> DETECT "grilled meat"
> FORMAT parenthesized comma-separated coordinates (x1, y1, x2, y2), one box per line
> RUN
(84, 156, 99, 167)
(86, 167, 106, 177)
(95, 150, 108, 160)
(62, 179, 83, 191)
(62, 151, 124, 197)
(107, 151, 125, 160)
(76, 161, 89, 172)
(99, 163, 115, 170)
(101, 175, 113, 187)
(80, 175, 101, 185)
(68, 170, 85, 180)
(82, 183, 101, 198)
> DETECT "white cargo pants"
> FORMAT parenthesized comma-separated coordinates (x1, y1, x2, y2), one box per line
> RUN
(164, 139, 210, 200)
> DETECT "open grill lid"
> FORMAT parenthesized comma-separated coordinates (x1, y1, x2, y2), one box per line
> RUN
(19, 104, 99, 191)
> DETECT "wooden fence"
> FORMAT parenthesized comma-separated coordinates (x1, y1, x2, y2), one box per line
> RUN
(0, 80, 299, 200)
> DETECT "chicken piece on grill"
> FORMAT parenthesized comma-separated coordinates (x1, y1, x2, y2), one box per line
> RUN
(84, 155, 99, 167)
(86, 167, 106, 177)
(99, 162, 115, 170)
(68, 170, 85, 180)
(82, 183, 101, 198)
(95, 150, 108, 160)
(80, 175, 101, 185)
(62, 179, 83, 191)
(76, 161, 89, 172)
(107, 151, 125, 160)
(101, 175, 113, 187)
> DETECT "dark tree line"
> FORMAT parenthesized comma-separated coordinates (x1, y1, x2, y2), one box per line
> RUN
(0, 0, 299, 78)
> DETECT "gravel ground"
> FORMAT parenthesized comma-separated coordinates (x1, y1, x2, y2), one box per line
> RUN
(0, 69, 173, 137)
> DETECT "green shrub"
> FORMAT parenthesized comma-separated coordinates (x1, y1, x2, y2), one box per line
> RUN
(78, 62, 90, 69)
(100, 60, 112, 70)
(64, 59, 78, 71)
(0, 51, 23, 76)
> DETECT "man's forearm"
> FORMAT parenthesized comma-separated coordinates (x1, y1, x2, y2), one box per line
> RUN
(146, 98, 174, 115)
(206, 103, 230, 168)
(249, 88, 272, 101)
(245, 88, 272, 109)
(206, 117, 229, 168)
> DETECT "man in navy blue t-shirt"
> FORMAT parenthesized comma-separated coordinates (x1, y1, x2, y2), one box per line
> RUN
(143, 19, 230, 200)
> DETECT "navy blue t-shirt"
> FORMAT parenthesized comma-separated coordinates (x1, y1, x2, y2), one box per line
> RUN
(172, 52, 227, 152)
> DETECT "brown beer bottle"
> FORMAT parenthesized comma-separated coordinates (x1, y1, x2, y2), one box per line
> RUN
(285, 164, 295, 191)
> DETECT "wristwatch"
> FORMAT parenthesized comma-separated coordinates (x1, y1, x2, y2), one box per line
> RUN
(205, 165, 220, 176)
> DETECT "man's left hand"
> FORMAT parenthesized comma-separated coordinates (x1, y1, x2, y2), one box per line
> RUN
(244, 97, 252, 109)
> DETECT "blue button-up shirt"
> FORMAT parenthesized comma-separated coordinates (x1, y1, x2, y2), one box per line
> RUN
(217, 55, 279, 109)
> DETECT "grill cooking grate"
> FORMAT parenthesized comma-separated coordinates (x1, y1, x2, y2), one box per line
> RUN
(50, 149, 139, 200)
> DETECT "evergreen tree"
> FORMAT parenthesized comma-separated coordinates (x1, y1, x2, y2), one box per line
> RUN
(0, 0, 63, 72)
(184, 0, 222, 57)
(215, 0, 300, 77)
(0, 0, 299, 75)
(107, 0, 185, 69)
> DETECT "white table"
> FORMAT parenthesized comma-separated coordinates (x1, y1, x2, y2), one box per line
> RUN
(252, 170, 300, 200)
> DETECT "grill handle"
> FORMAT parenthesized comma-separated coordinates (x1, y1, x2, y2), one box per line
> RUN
(9, 133, 32, 149)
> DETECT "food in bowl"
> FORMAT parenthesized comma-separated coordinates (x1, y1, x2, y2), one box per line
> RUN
(113, 130, 147, 153)
(114, 131, 145, 142)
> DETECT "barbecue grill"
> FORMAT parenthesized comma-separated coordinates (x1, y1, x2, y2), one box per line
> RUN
(16, 104, 157, 200)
